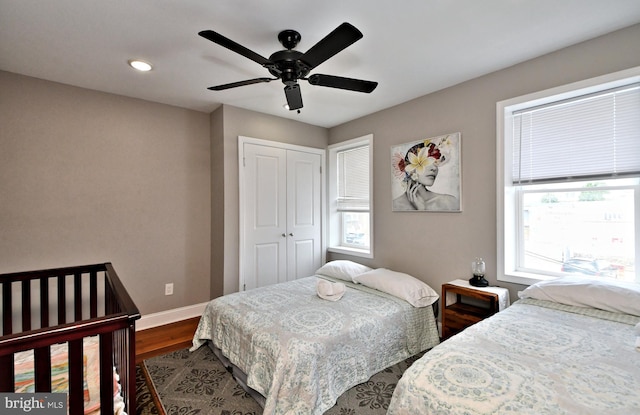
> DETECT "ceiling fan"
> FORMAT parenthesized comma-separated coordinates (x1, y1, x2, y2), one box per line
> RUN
(198, 22, 378, 111)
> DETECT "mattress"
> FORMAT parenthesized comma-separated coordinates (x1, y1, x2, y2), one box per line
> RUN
(14, 336, 126, 415)
(191, 275, 440, 415)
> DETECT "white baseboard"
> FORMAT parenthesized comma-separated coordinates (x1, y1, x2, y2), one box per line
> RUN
(136, 302, 207, 331)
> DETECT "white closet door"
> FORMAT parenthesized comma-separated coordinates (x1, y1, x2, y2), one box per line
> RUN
(242, 143, 287, 290)
(240, 139, 323, 291)
(286, 149, 322, 281)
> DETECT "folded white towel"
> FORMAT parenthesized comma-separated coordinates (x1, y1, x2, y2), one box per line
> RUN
(317, 279, 346, 301)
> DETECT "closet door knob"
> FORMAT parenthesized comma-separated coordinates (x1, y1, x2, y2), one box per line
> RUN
(289, 233, 294, 237)
(282, 233, 286, 237)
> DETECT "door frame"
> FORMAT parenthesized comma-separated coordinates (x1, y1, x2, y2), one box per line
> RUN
(238, 136, 326, 291)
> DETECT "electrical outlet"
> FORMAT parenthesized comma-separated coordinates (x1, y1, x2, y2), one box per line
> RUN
(165, 283, 174, 296)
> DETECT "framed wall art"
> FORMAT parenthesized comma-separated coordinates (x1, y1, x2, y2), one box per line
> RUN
(391, 132, 461, 212)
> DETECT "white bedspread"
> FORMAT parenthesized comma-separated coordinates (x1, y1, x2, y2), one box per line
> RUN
(388, 298, 640, 415)
(191, 276, 440, 415)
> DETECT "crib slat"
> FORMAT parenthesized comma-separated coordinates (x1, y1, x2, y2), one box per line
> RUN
(2, 282, 11, 335)
(0, 354, 15, 392)
(125, 324, 137, 410)
(22, 281, 31, 331)
(105, 277, 115, 314)
(68, 339, 84, 415)
(34, 346, 52, 392)
(74, 272, 82, 322)
(99, 333, 114, 415)
(40, 277, 50, 329)
(90, 270, 98, 318)
(57, 274, 66, 325)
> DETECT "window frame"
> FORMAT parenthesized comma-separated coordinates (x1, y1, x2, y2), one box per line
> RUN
(327, 134, 374, 258)
(497, 66, 640, 286)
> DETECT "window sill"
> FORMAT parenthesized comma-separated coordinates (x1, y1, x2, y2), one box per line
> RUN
(327, 246, 373, 259)
(498, 271, 558, 287)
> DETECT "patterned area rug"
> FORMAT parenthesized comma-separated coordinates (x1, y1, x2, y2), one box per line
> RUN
(138, 345, 425, 415)
(136, 364, 160, 415)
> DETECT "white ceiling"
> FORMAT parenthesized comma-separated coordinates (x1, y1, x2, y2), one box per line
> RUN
(2, 1, 640, 128)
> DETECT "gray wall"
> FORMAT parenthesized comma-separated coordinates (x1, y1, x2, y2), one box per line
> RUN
(0, 72, 212, 314)
(209, 106, 225, 300)
(328, 23, 640, 300)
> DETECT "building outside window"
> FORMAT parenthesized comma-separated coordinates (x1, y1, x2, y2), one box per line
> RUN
(497, 68, 640, 285)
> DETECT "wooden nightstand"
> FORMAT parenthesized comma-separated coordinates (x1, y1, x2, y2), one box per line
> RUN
(441, 280, 510, 339)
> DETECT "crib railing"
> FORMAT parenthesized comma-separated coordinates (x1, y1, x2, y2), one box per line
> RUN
(0, 263, 140, 415)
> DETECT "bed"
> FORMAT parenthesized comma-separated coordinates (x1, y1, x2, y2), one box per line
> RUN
(0, 263, 140, 415)
(191, 260, 441, 415)
(388, 276, 640, 415)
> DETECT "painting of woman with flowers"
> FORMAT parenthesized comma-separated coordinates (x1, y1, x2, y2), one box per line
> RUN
(391, 133, 461, 211)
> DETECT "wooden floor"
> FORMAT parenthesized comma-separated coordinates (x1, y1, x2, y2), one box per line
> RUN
(135, 317, 200, 363)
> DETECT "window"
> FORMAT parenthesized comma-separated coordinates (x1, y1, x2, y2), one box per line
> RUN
(328, 135, 373, 258)
(497, 67, 640, 285)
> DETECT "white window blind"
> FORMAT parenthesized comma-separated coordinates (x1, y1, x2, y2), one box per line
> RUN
(512, 84, 640, 184)
(337, 145, 370, 211)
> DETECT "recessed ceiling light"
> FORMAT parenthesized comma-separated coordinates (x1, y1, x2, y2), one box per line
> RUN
(128, 59, 153, 72)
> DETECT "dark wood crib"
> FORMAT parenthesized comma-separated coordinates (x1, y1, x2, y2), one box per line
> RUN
(0, 263, 140, 415)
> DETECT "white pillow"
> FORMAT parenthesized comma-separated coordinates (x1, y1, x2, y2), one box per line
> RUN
(315, 260, 372, 282)
(352, 268, 439, 307)
(518, 276, 640, 317)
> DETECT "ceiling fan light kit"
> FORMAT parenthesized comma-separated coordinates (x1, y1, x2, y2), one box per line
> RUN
(198, 22, 378, 111)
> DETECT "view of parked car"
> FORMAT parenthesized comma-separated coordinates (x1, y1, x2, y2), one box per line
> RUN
(561, 258, 619, 278)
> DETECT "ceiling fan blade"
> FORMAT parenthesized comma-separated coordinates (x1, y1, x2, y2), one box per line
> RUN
(284, 84, 303, 110)
(199, 30, 273, 67)
(299, 22, 363, 70)
(307, 74, 378, 93)
(207, 78, 275, 91)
